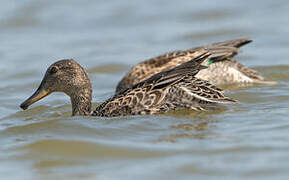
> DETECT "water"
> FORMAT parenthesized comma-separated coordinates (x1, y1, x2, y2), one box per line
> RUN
(0, 0, 289, 179)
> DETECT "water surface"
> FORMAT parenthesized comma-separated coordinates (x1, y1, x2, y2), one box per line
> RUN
(0, 0, 289, 179)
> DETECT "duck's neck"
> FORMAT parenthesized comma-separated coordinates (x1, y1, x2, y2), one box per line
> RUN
(70, 87, 92, 116)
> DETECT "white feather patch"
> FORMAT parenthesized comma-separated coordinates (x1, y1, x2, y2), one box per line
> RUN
(228, 67, 253, 83)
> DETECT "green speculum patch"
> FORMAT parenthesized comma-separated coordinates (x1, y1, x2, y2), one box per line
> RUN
(206, 60, 213, 66)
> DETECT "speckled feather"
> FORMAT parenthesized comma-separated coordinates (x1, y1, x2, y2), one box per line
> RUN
(92, 51, 237, 117)
(116, 38, 275, 93)
(20, 52, 237, 117)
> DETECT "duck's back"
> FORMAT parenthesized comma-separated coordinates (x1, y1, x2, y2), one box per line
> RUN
(93, 76, 236, 117)
(93, 51, 237, 117)
(92, 85, 169, 116)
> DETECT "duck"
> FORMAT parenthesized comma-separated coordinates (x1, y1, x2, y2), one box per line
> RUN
(20, 50, 237, 117)
(115, 38, 275, 94)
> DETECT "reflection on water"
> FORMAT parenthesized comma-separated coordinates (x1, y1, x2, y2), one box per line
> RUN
(0, 0, 289, 180)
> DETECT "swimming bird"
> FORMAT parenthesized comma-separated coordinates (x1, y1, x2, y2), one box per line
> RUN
(20, 50, 237, 117)
(116, 38, 275, 93)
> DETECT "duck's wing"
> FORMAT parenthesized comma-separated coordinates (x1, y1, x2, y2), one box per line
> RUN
(138, 50, 237, 112)
(115, 50, 201, 93)
(206, 38, 252, 48)
(134, 50, 211, 89)
(188, 38, 252, 63)
(143, 38, 252, 68)
(142, 49, 238, 106)
(136, 50, 237, 107)
(176, 77, 237, 104)
(93, 51, 212, 116)
(116, 38, 251, 93)
(203, 46, 239, 63)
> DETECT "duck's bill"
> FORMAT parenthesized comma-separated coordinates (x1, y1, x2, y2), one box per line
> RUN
(20, 88, 50, 110)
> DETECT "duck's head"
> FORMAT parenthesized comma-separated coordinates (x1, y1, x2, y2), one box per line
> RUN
(20, 59, 92, 116)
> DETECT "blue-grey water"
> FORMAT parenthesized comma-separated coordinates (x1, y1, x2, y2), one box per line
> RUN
(0, 0, 289, 180)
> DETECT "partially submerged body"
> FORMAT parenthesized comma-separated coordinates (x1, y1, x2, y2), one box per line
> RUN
(20, 51, 236, 117)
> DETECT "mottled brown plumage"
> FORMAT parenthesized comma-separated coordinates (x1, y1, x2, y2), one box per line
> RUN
(116, 38, 275, 93)
(20, 50, 237, 117)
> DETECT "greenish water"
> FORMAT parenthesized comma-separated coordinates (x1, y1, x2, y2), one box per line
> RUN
(0, 0, 289, 179)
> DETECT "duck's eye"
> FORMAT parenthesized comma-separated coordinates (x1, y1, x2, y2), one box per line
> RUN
(50, 66, 59, 74)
